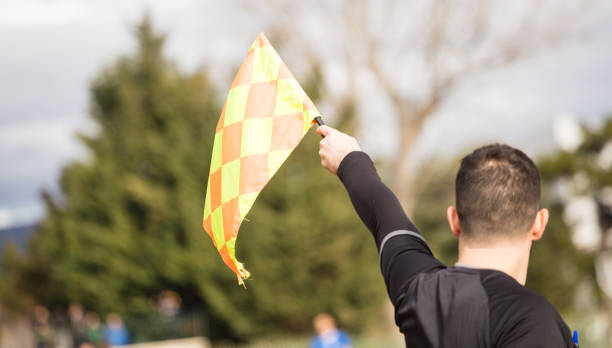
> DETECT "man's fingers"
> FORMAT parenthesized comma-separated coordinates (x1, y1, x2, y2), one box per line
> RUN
(316, 125, 333, 137)
(316, 125, 358, 176)
(319, 137, 328, 149)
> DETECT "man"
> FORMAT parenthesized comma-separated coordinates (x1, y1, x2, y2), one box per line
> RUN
(316, 125, 575, 347)
(310, 313, 352, 348)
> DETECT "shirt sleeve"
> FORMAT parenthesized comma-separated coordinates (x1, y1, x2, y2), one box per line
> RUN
(337, 151, 445, 303)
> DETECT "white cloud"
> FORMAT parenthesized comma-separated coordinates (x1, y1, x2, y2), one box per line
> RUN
(0, 118, 80, 151)
(0, 205, 44, 229)
(0, 0, 85, 29)
(0, 210, 13, 229)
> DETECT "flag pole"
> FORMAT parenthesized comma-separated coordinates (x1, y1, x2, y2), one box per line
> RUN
(314, 116, 325, 126)
(314, 116, 325, 137)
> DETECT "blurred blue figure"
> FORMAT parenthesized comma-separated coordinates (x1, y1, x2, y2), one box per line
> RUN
(103, 313, 129, 346)
(310, 313, 352, 348)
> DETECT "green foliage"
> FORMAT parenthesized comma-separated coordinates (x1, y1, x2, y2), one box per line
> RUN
(0, 18, 384, 341)
(0, 242, 32, 316)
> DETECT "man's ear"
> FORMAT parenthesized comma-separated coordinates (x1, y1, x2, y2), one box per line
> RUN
(447, 206, 462, 239)
(530, 208, 549, 241)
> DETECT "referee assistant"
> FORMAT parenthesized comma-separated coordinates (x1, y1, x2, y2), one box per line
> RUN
(316, 125, 576, 348)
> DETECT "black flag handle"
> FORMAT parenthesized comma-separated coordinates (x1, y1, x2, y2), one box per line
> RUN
(315, 116, 325, 138)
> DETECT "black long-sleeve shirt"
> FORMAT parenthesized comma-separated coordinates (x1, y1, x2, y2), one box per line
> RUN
(337, 151, 575, 348)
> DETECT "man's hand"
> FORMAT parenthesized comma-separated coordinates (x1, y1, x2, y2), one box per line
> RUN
(316, 125, 361, 175)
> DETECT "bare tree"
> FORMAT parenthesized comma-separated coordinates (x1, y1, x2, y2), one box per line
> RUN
(242, 0, 591, 211)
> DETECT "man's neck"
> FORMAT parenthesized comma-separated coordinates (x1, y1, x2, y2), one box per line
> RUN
(456, 238, 532, 285)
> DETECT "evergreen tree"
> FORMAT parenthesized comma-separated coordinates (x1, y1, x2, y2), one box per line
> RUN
(0, 17, 384, 341)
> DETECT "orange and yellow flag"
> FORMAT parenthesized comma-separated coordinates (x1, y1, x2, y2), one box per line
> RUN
(202, 33, 320, 285)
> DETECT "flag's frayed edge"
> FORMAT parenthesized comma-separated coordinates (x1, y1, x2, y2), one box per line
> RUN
(236, 261, 250, 287)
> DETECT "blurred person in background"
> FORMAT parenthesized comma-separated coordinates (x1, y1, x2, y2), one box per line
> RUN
(103, 313, 129, 346)
(85, 312, 104, 347)
(69, 304, 89, 348)
(309, 313, 352, 348)
(33, 305, 53, 348)
(317, 125, 575, 347)
(52, 308, 74, 348)
(157, 290, 182, 339)
(157, 290, 181, 321)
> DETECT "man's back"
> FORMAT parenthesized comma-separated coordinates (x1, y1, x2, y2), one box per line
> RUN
(399, 266, 571, 347)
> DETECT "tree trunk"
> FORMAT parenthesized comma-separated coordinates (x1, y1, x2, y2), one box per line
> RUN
(389, 102, 437, 214)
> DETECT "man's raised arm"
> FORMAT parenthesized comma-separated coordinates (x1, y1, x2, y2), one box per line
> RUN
(317, 125, 418, 248)
(317, 125, 444, 303)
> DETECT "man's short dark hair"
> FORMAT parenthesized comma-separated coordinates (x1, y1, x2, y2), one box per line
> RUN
(455, 144, 541, 242)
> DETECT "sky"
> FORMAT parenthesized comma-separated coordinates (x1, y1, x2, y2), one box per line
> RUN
(1, 0, 612, 229)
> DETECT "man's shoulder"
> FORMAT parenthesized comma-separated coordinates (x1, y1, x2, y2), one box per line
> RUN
(479, 269, 556, 311)
(419, 267, 559, 314)
(478, 269, 573, 346)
